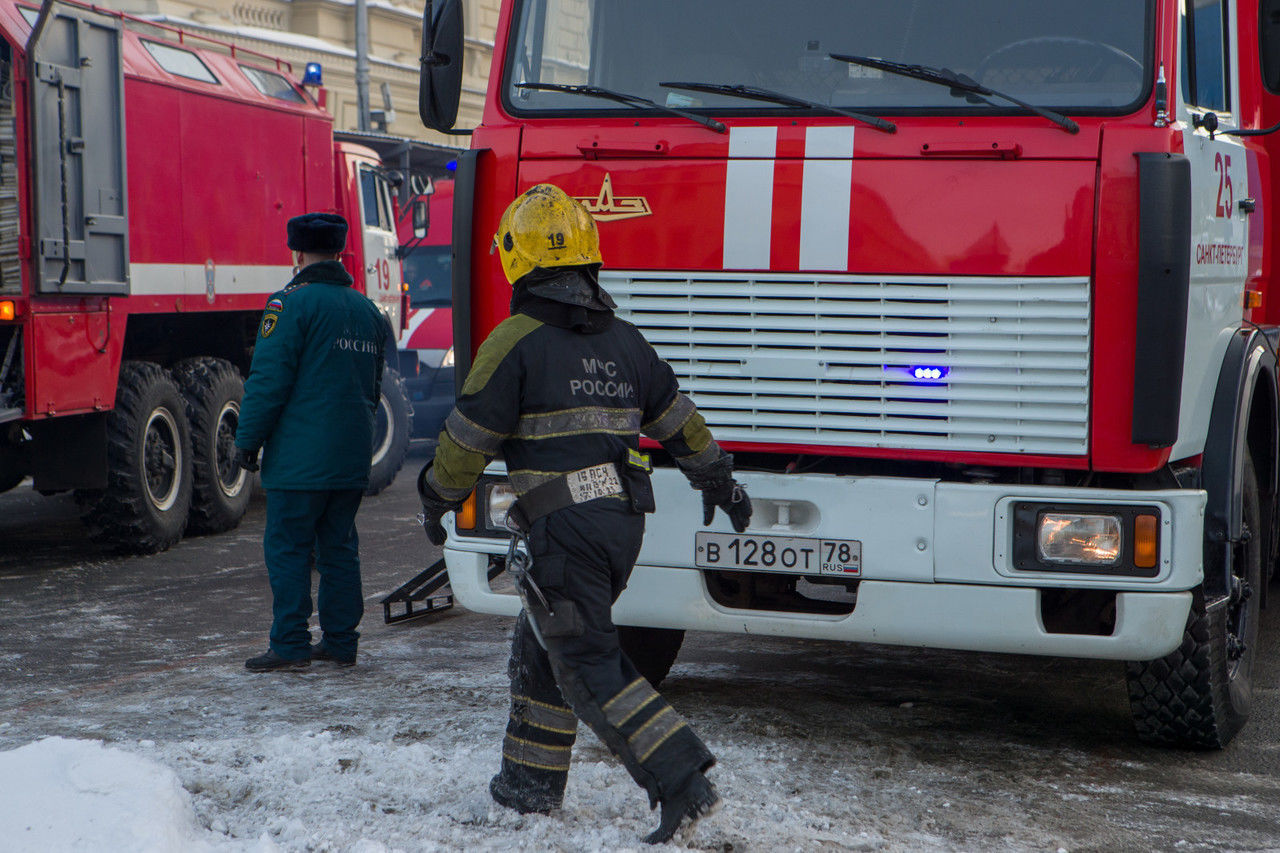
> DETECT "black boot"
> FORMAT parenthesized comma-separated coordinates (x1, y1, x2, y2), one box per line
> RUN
(244, 649, 310, 672)
(644, 771, 720, 844)
(311, 643, 356, 666)
(490, 771, 563, 814)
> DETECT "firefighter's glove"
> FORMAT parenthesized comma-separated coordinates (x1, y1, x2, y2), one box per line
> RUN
(418, 464, 463, 546)
(702, 480, 752, 533)
(234, 447, 260, 473)
(687, 452, 752, 533)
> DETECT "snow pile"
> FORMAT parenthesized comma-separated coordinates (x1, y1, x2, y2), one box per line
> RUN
(0, 737, 263, 852)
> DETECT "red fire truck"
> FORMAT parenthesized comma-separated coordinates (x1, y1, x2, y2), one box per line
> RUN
(0, 0, 414, 553)
(396, 176, 455, 439)
(418, 0, 1280, 747)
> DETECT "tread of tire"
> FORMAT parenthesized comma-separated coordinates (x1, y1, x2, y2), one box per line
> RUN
(173, 356, 247, 535)
(365, 368, 413, 496)
(77, 361, 190, 555)
(1125, 604, 1224, 748)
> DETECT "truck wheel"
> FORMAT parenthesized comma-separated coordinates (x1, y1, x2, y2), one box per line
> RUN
(365, 367, 412, 496)
(173, 357, 250, 535)
(618, 626, 685, 687)
(0, 443, 26, 494)
(1125, 450, 1262, 748)
(77, 361, 193, 554)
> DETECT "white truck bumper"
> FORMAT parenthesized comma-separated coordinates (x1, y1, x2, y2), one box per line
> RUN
(443, 468, 1206, 661)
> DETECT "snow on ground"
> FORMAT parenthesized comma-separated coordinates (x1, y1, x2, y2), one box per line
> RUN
(0, 737, 259, 852)
(0, 621, 951, 853)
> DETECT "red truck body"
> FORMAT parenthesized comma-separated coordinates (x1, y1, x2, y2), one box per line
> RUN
(0, 0, 409, 551)
(420, 0, 1280, 746)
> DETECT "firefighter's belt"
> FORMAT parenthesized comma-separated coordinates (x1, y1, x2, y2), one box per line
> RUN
(510, 451, 652, 530)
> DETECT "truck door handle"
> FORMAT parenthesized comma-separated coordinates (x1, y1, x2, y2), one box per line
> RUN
(1239, 198, 1256, 214)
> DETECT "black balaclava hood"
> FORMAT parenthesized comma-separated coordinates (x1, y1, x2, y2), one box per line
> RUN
(511, 265, 615, 333)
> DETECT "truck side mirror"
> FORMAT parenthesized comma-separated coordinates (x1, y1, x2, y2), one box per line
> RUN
(1262, 0, 1280, 93)
(412, 199, 429, 239)
(419, 0, 464, 131)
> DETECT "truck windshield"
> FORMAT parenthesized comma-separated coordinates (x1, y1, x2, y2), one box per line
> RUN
(505, 0, 1152, 116)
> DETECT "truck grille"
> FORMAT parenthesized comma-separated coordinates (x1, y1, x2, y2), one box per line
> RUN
(605, 272, 1090, 456)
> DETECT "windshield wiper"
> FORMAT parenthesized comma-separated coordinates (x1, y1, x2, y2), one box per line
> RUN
(660, 81, 896, 134)
(515, 82, 726, 134)
(828, 54, 1079, 134)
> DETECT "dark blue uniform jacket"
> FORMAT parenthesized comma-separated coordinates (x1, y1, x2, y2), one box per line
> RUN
(236, 260, 387, 490)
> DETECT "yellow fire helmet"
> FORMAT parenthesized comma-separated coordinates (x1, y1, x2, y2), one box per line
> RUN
(493, 183, 602, 284)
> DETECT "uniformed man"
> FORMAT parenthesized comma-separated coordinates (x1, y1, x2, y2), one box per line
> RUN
(417, 185, 752, 844)
(236, 212, 388, 672)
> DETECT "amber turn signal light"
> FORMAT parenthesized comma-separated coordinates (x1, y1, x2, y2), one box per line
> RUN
(1133, 514, 1159, 569)
(455, 490, 478, 531)
(0, 299, 15, 321)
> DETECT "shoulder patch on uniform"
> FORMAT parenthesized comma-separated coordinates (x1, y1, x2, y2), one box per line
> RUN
(260, 313, 280, 338)
(461, 314, 544, 397)
(266, 297, 284, 312)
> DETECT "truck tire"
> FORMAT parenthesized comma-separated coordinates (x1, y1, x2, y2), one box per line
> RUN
(1125, 450, 1262, 748)
(0, 443, 26, 494)
(173, 357, 250, 535)
(77, 361, 194, 554)
(618, 626, 685, 687)
(365, 367, 412, 496)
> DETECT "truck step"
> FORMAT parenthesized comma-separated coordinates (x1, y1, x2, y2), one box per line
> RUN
(382, 558, 454, 624)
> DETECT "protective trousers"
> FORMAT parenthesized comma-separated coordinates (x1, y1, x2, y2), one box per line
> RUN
(491, 501, 715, 813)
(264, 488, 364, 660)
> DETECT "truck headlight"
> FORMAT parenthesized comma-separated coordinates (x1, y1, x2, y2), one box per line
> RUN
(486, 482, 517, 530)
(453, 475, 516, 539)
(1037, 513, 1122, 565)
(1011, 503, 1162, 577)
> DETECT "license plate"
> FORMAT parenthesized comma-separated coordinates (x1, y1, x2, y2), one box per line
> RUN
(694, 532, 862, 576)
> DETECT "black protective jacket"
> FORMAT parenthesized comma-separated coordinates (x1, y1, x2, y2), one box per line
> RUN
(425, 279, 719, 503)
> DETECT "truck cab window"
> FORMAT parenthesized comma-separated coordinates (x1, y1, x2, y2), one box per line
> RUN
(403, 245, 452, 308)
(239, 65, 305, 103)
(1182, 0, 1230, 112)
(143, 41, 218, 84)
(359, 167, 393, 231)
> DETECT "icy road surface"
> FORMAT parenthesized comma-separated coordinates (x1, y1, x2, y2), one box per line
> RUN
(5, 446, 1280, 851)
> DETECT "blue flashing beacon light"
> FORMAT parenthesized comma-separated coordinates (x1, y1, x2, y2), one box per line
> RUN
(302, 62, 324, 86)
(446, 159, 458, 172)
(909, 365, 949, 382)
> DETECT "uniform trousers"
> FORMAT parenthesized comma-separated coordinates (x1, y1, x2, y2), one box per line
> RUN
(264, 488, 364, 660)
(492, 499, 714, 811)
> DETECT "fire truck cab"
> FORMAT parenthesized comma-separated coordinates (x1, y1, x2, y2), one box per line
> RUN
(419, 0, 1280, 747)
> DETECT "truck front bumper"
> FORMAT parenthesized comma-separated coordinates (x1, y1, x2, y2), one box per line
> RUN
(443, 469, 1205, 662)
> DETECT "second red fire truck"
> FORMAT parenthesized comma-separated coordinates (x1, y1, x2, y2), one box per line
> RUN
(0, 0, 414, 553)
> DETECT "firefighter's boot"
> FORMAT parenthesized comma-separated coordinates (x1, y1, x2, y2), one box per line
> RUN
(491, 613, 579, 813)
(489, 764, 566, 814)
(490, 693, 577, 813)
(644, 770, 721, 845)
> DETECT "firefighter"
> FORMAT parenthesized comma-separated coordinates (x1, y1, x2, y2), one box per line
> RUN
(235, 212, 387, 672)
(417, 184, 752, 844)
